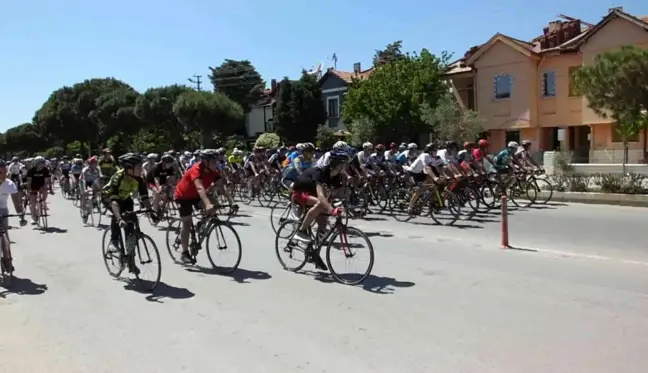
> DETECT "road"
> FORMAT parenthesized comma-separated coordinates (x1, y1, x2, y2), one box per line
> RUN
(1, 192, 648, 373)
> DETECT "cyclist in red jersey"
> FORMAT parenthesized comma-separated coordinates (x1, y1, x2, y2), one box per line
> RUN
(174, 149, 220, 263)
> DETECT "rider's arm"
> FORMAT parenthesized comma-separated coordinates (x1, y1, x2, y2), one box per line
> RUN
(192, 177, 212, 207)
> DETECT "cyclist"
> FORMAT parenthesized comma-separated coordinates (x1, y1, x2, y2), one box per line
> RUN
(290, 151, 348, 269)
(80, 156, 101, 222)
(0, 160, 27, 272)
(102, 153, 152, 274)
(174, 149, 221, 264)
(147, 154, 180, 215)
(8, 157, 23, 189)
(98, 148, 117, 181)
(25, 156, 54, 225)
(516, 140, 543, 171)
(70, 158, 84, 191)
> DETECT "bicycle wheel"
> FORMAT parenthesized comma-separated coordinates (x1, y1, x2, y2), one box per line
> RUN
(274, 220, 309, 272)
(430, 191, 461, 226)
(165, 218, 183, 263)
(205, 222, 242, 274)
(92, 197, 102, 228)
(132, 234, 162, 292)
(325, 226, 374, 285)
(510, 181, 537, 208)
(101, 228, 124, 277)
(0, 240, 13, 288)
(39, 201, 48, 229)
(270, 201, 292, 234)
(532, 178, 553, 204)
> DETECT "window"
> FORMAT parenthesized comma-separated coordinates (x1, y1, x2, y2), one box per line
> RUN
(542, 70, 556, 97)
(505, 130, 520, 144)
(494, 74, 512, 99)
(568, 66, 581, 97)
(611, 123, 639, 142)
(327, 96, 340, 118)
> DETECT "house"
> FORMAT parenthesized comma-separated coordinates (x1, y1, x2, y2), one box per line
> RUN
(446, 7, 648, 164)
(318, 63, 374, 129)
(245, 80, 279, 138)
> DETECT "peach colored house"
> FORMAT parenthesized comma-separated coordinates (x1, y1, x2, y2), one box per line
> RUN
(447, 8, 648, 163)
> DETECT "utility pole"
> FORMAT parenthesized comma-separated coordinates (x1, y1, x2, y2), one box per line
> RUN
(188, 75, 202, 90)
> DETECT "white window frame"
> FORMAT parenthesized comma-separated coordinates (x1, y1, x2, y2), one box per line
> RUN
(493, 74, 512, 100)
(542, 70, 557, 97)
(326, 95, 340, 118)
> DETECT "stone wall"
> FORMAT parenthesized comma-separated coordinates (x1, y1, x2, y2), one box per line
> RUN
(543, 151, 648, 175)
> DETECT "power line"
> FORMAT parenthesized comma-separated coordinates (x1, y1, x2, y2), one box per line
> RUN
(188, 75, 203, 90)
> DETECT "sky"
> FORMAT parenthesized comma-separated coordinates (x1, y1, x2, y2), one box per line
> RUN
(0, 0, 644, 131)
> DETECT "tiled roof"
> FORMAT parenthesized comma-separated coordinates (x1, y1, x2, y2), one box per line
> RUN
(325, 68, 375, 83)
(568, 9, 648, 48)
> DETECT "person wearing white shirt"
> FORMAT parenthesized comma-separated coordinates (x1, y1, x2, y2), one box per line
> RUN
(0, 160, 27, 272)
(8, 157, 23, 186)
(403, 143, 445, 212)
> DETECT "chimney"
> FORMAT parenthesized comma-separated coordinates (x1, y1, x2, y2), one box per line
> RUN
(609, 7, 623, 13)
(271, 79, 277, 92)
(353, 62, 361, 74)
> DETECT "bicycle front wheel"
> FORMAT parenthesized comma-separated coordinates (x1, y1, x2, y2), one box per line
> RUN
(132, 234, 162, 292)
(274, 220, 309, 272)
(326, 226, 374, 285)
(206, 222, 242, 274)
(165, 218, 183, 263)
(270, 201, 292, 234)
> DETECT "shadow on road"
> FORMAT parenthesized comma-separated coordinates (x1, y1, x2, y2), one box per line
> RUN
(185, 266, 272, 284)
(365, 231, 394, 238)
(38, 226, 68, 234)
(0, 277, 48, 297)
(363, 216, 388, 222)
(123, 280, 195, 302)
(506, 246, 538, 253)
(228, 221, 251, 227)
(305, 270, 415, 294)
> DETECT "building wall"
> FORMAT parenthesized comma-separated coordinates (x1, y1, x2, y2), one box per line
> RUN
(474, 41, 538, 132)
(320, 74, 348, 129)
(245, 105, 273, 137)
(537, 53, 583, 127)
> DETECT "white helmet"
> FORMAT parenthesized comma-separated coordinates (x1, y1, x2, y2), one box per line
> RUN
(333, 141, 348, 150)
(147, 153, 158, 159)
(521, 140, 531, 146)
(233, 149, 243, 155)
(407, 143, 418, 150)
(362, 142, 373, 150)
(296, 143, 305, 150)
(184, 151, 191, 157)
(507, 141, 519, 148)
(34, 156, 45, 163)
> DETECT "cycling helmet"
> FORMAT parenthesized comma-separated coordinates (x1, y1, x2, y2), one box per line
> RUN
(507, 141, 519, 148)
(333, 141, 348, 150)
(34, 156, 45, 164)
(521, 140, 532, 146)
(233, 149, 243, 155)
(193, 150, 202, 156)
(315, 147, 321, 152)
(303, 143, 315, 151)
(463, 141, 475, 149)
(407, 143, 418, 150)
(74, 159, 83, 165)
(11, 157, 18, 162)
(103, 148, 111, 153)
(201, 149, 218, 159)
(119, 153, 143, 169)
(88, 156, 98, 164)
(160, 154, 174, 163)
(328, 151, 349, 167)
(478, 139, 489, 147)
(295, 143, 305, 150)
(423, 143, 438, 153)
(389, 142, 397, 149)
(375, 144, 385, 150)
(147, 153, 158, 160)
(0, 160, 6, 167)
(75, 154, 82, 158)
(362, 142, 373, 150)
(216, 147, 227, 155)
(445, 141, 458, 149)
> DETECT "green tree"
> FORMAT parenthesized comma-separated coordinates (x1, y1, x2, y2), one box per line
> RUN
(420, 93, 483, 143)
(2, 123, 44, 156)
(90, 86, 142, 148)
(373, 40, 406, 66)
(255, 133, 281, 148)
(343, 49, 450, 143)
(134, 85, 193, 150)
(273, 73, 327, 144)
(573, 45, 648, 167)
(315, 125, 336, 149)
(172, 90, 244, 148)
(33, 78, 133, 154)
(208, 59, 265, 112)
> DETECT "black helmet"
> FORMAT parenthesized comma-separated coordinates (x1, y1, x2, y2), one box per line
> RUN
(423, 143, 437, 153)
(160, 154, 174, 163)
(118, 153, 142, 169)
(445, 141, 458, 149)
(328, 151, 349, 166)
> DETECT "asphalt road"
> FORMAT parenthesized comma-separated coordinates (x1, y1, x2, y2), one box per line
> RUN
(1, 193, 647, 373)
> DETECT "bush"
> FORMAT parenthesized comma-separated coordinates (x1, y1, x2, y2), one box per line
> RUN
(315, 125, 336, 150)
(549, 172, 647, 194)
(255, 132, 281, 148)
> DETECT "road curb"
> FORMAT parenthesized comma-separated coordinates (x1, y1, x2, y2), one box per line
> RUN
(539, 191, 648, 207)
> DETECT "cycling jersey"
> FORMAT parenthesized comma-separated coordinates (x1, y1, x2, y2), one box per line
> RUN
(8, 162, 22, 176)
(81, 166, 100, 182)
(71, 163, 83, 174)
(494, 148, 513, 167)
(102, 168, 148, 201)
(60, 161, 71, 171)
(99, 156, 117, 177)
(228, 155, 243, 165)
(175, 162, 219, 200)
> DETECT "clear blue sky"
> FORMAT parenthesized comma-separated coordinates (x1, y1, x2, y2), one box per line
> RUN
(0, 0, 644, 131)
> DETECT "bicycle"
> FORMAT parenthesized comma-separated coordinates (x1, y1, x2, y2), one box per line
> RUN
(274, 203, 375, 285)
(80, 187, 104, 227)
(34, 192, 50, 229)
(0, 214, 24, 288)
(101, 209, 162, 292)
(165, 210, 242, 274)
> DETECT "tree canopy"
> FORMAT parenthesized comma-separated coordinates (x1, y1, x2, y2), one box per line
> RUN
(343, 48, 450, 143)
(421, 93, 483, 143)
(208, 59, 265, 112)
(273, 73, 327, 144)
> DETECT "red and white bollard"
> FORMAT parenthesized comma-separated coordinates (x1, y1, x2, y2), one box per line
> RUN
(501, 195, 510, 249)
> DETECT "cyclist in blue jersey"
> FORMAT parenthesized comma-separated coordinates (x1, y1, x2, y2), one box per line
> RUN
(281, 143, 315, 190)
(493, 141, 523, 173)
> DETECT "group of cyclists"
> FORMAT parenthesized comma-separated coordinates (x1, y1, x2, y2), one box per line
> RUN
(0, 136, 544, 276)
